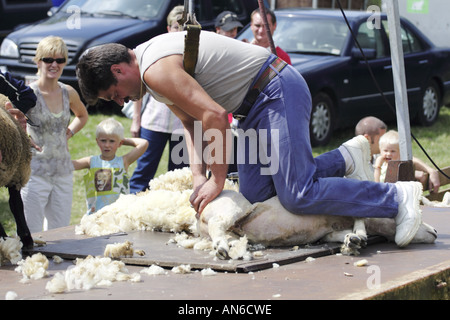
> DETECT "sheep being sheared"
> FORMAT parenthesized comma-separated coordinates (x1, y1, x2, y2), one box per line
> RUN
(198, 189, 437, 258)
(77, 168, 437, 259)
(0, 94, 33, 250)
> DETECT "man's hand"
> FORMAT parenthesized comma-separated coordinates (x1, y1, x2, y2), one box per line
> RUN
(190, 175, 223, 217)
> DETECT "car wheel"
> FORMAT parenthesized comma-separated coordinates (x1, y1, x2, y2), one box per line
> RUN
(310, 92, 334, 147)
(417, 80, 441, 126)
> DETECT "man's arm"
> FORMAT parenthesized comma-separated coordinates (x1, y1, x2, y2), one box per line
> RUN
(144, 54, 231, 214)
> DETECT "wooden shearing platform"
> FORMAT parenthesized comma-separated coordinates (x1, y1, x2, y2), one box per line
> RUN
(0, 205, 449, 300)
(24, 227, 383, 273)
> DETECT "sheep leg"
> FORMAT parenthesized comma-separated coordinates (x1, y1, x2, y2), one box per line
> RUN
(353, 218, 367, 248)
(207, 216, 232, 260)
(0, 222, 7, 238)
(321, 227, 363, 256)
(8, 187, 33, 249)
(340, 233, 363, 256)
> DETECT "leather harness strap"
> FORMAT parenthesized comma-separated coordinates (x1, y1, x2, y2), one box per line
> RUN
(178, 1, 201, 77)
(182, 24, 201, 77)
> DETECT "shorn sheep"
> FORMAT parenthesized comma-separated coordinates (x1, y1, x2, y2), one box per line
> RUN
(77, 167, 437, 259)
(0, 94, 33, 261)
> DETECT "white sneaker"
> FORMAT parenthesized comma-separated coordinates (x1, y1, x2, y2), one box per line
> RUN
(395, 181, 423, 247)
(343, 135, 374, 181)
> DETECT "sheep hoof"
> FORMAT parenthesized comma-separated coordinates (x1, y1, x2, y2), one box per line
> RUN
(340, 233, 363, 256)
(216, 247, 231, 260)
(21, 234, 34, 250)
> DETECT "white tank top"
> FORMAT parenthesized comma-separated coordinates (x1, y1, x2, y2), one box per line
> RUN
(134, 31, 270, 113)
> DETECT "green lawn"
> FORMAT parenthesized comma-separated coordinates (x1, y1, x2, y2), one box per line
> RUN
(1, 107, 449, 235)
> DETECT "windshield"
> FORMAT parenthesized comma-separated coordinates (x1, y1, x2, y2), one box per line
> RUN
(239, 15, 349, 56)
(60, 0, 166, 20)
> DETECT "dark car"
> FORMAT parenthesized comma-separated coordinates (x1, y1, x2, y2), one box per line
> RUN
(0, 0, 260, 110)
(238, 9, 450, 146)
(0, 0, 53, 40)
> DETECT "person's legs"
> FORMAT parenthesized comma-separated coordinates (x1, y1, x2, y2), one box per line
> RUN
(21, 175, 52, 233)
(130, 128, 170, 193)
(45, 173, 73, 230)
(238, 61, 422, 246)
(238, 64, 399, 218)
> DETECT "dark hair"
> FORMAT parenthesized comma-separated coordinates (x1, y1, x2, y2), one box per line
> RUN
(76, 43, 131, 106)
(251, 7, 276, 25)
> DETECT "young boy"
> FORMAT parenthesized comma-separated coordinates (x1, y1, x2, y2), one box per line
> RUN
(73, 118, 148, 214)
(374, 130, 440, 192)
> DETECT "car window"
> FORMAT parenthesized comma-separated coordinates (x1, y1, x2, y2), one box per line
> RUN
(381, 20, 423, 54)
(272, 17, 348, 55)
(355, 22, 386, 58)
(193, 0, 246, 22)
(60, 0, 166, 19)
(210, 0, 245, 18)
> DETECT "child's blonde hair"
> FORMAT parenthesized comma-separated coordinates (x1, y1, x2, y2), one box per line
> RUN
(96, 118, 124, 140)
(167, 5, 184, 26)
(379, 130, 399, 148)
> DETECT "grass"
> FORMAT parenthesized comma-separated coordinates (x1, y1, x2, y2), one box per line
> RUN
(1, 107, 449, 235)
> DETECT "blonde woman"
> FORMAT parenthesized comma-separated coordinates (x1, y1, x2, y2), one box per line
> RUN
(21, 36, 88, 233)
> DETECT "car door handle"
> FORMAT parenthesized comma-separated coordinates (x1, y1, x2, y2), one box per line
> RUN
(419, 59, 429, 64)
(384, 65, 392, 70)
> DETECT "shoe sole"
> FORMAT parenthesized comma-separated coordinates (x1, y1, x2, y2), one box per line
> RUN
(396, 183, 422, 247)
(345, 136, 374, 181)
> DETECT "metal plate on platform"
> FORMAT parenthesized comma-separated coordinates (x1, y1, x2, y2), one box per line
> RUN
(27, 230, 348, 272)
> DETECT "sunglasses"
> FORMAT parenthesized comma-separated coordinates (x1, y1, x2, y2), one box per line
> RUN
(41, 57, 66, 64)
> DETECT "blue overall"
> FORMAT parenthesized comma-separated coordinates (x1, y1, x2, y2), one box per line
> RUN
(237, 55, 399, 218)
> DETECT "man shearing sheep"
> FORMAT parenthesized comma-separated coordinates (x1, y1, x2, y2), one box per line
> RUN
(76, 30, 423, 248)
